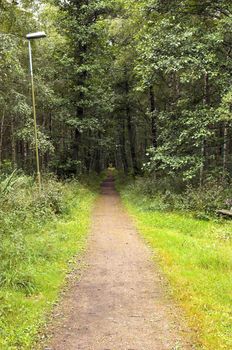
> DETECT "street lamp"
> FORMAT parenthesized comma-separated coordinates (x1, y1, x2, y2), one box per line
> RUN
(26, 31, 46, 193)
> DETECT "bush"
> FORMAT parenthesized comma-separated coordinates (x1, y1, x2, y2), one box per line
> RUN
(119, 174, 232, 217)
(182, 182, 227, 214)
(0, 171, 66, 293)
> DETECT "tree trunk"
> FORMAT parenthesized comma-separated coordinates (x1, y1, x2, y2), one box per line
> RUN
(122, 119, 129, 172)
(115, 132, 123, 170)
(199, 140, 206, 187)
(11, 117, 16, 168)
(23, 141, 28, 170)
(0, 110, 5, 166)
(200, 72, 210, 186)
(125, 74, 137, 173)
(149, 86, 157, 148)
(222, 122, 228, 180)
(73, 123, 82, 161)
(73, 42, 87, 166)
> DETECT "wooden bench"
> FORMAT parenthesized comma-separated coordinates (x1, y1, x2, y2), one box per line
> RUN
(216, 209, 232, 218)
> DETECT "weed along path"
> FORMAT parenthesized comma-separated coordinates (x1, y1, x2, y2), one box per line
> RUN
(44, 177, 194, 350)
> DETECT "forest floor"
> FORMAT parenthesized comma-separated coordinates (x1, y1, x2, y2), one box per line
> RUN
(43, 176, 195, 350)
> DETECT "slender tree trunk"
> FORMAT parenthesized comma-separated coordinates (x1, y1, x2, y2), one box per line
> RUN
(204, 73, 210, 105)
(175, 73, 180, 100)
(115, 132, 123, 170)
(149, 86, 157, 148)
(125, 75, 137, 173)
(73, 43, 87, 166)
(23, 141, 28, 170)
(200, 72, 210, 186)
(89, 150, 96, 172)
(199, 141, 206, 187)
(11, 117, 16, 168)
(93, 131, 102, 172)
(222, 122, 228, 180)
(127, 108, 138, 173)
(73, 125, 82, 161)
(0, 110, 5, 166)
(122, 119, 129, 172)
(49, 112, 52, 135)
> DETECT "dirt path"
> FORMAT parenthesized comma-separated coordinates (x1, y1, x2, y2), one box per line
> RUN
(44, 177, 194, 350)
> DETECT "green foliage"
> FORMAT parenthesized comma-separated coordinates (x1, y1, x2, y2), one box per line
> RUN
(0, 174, 98, 349)
(0, 173, 64, 293)
(119, 177, 232, 350)
(1, 0, 232, 178)
(133, 0, 232, 181)
(117, 173, 232, 219)
(182, 182, 231, 216)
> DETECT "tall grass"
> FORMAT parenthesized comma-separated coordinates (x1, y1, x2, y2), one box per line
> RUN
(0, 172, 99, 349)
(118, 175, 232, 350)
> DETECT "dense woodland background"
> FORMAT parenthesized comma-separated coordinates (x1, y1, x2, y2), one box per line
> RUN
(0, 0, 232, 184)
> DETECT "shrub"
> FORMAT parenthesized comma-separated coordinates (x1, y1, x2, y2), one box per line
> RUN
(0, 171, 66, 293)
(119, 174, 232, 217)
(182, 182, 227, 214)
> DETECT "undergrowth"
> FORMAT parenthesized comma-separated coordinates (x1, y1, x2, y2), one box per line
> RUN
(116, 172, 232, 350)
(116, 172, 232, 219)
(0, 171, 100, 349)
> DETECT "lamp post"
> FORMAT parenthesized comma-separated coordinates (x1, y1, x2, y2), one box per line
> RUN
(26, 31, 46, 193)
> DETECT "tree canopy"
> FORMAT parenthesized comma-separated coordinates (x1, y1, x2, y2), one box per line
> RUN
(0, 0, 231, 183)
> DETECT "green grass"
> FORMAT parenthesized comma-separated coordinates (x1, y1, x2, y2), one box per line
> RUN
(120, 189, 232, 350)
(0, 180, 98, 350)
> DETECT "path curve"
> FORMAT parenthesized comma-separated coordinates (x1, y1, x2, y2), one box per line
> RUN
(45, 177, 194, 350)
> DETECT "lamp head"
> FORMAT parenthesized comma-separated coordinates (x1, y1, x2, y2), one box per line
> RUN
(26, 32, 46, 40)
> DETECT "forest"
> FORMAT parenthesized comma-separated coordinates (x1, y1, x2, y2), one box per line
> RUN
(0, 0, 231, 181)
(0, 0, 232, 349)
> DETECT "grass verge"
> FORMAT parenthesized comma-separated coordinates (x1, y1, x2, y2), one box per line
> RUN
(0, 178, 98, 350)
(119, 184, 232, 350)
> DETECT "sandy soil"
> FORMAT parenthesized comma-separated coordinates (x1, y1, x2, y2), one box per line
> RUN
(43, 177, 195, 350)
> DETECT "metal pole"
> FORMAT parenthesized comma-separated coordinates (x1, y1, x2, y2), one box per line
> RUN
(28, 40, 41, 192)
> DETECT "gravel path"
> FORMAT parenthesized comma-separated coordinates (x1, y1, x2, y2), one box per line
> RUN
(44, 177, 194, 350)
